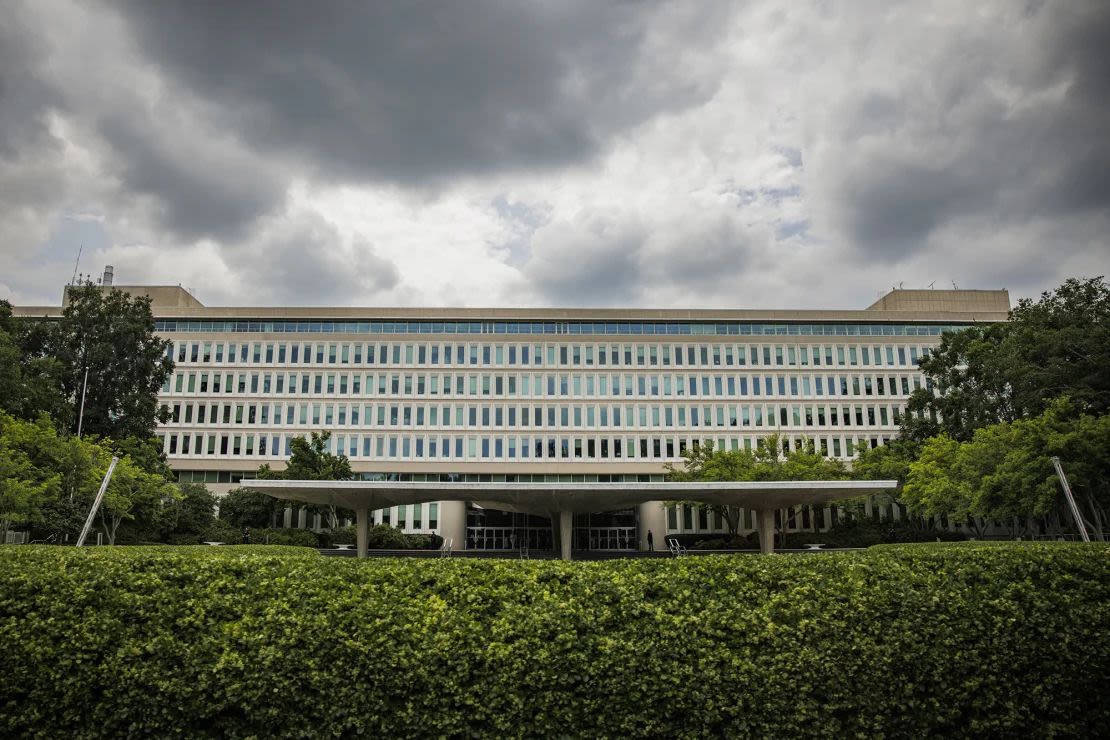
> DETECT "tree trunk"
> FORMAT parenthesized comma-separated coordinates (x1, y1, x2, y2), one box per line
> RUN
(721, 506, 740, 538)
(1080, 490, 1106, 541)
(98, 510, 122, 545)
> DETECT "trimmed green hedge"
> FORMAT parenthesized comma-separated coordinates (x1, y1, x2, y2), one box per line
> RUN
(0, 544, 1107, 738)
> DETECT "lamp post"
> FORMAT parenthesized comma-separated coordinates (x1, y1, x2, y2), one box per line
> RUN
(76, 364, 89, 438)
(1051, 457, 1090, 543)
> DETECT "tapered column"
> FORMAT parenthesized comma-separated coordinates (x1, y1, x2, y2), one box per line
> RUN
(638, 501, 667, 551)
(356, 507, 369, 558)
(757, 509, 775, 555)
(559, 510, 574, 561)
(438, 500, 466, 551)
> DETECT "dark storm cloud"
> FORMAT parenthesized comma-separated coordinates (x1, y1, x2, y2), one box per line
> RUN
(116, 0, 723, 184)
(822, 0, 1110, 262)
(0, 7, 66, 208)
(95, 113, 284, 242)
(523, 209, 763, 307)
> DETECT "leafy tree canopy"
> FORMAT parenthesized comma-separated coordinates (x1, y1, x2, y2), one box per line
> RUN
(0, 301, 70, 426)
(277, 431, 353, 481)
(902, 399, 1109, 539)
(664, 435, 848, 536)
(904, 277, 1110, 444)
(219, 488, 279, 530)
(50, 285, 174, 440)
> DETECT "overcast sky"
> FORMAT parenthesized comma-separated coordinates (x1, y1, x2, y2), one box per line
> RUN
(1, 0, 1107, 309)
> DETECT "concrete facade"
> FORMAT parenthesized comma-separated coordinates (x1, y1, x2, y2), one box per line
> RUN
(12, 285, 1009, 550)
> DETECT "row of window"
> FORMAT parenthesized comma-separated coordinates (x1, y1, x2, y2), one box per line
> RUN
(164, 401, 907, 430)
(162, 431, 892, 461)
(176, 470, 665, 484)
(165, 370, 927, 399)
(157, 320, 972, 337)
(169, 340, 933, 369)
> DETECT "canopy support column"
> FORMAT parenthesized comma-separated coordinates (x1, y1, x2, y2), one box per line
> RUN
(757, 508, 775, 555)
(559, 510, 574, 561)
(356, 507, 369, 558)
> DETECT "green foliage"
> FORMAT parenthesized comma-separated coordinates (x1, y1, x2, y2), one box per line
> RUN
(903, 400, 1110, 538)
(51, 285, 174, 439)
(280, 431, 353, 481)
(0, 301, 70, 426)
(1004, 277, 1110, 417)
(0, 544, 1106, 737)
(198, 518, 243, 544)
(252, 431, 353, 528)
(157, 483, 217, 542)
(0, 413, 61, 539)
(688, 520, 969, 549)
(96, 455, 179, 546)
(218, 488, 279, 529)
(665, 436, 848, 536)
(852, 438, 915, 484)
(317, 524, 440, 550)
(251, 528, 319, 547)
(904, 277, 1110, 444)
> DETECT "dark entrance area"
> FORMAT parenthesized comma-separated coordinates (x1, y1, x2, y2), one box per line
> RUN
(465, 505, 637, 551)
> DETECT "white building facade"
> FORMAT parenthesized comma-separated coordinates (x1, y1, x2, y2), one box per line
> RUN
(18, 286, 1011, 550)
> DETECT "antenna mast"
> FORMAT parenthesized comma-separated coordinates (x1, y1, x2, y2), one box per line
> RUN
(71, 245, 83, 284)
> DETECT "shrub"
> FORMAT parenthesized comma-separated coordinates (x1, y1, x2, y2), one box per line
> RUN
(319, 524, 357, 548)
(197, 518, 241, 544)
(252, 528, 319, 548)
(320, 525, 443, 550)
(0, 544, 1106, 738)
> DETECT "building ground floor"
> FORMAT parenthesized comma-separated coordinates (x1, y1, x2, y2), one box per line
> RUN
(279, 498, 912, 552)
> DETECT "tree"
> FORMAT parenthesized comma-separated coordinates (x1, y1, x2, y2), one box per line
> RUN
(664, 441, 757, 537)
(903, 323, 1013, 443)
(664, 435, 849, 540)
(903, 277, 1110, 445)
(852, 439, 915, 485)
(1003, 277, 1110, 417)
(0, 301, 70, 426)
(282, 431, 354, 481)
(158, 483, 218, 542)
(97, 455, 178, 545)
(901, 435, 979, 532)
(219, 488, 279, 529)
(902, 400, 1109, 540)
(253, 431, 353, 529)
(0, 413, 61, 540)
(49, 285, 173, 439)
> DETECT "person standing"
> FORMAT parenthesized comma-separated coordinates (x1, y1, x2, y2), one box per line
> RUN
(646, 530, 654, 552)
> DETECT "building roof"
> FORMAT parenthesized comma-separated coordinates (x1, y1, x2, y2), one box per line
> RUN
(11, 286, 1011, 324)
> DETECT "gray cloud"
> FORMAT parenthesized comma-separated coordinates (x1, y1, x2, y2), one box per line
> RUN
(222, 214, 400, 305)
(524, 210, 646, 305)
(809, 0, 1110, 263)
(95, 113, 285, 242)
(2, 0, 1108, 310)
(117, 0, 726, 185)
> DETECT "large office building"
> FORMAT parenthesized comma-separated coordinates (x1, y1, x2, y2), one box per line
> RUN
(15, 279, 1009, 551)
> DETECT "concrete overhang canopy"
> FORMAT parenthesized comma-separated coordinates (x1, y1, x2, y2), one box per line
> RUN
(239, 479, 898, 515)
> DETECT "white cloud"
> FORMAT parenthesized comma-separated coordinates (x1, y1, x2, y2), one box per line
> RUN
(1, 0, 1107, 310)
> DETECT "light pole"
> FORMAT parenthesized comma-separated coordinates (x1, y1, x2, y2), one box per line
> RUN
(76, 365, 89, 438)
(1051, 457, 1090, 542)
